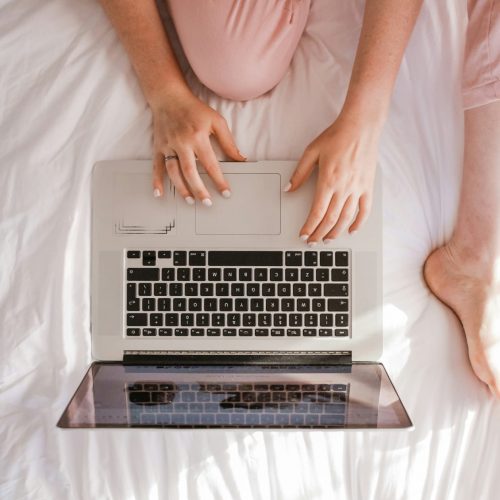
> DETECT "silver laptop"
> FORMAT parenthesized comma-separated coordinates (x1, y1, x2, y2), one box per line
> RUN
(57, 160, 412, 429)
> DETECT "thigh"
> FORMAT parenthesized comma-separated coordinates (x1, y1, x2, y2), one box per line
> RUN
(166, 0, 311, 101)
(463, 0, 500, 109)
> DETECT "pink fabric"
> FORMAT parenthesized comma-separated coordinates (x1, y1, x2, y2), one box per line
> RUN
(167, 0, 311, 101)
(463, 0, 500, 109)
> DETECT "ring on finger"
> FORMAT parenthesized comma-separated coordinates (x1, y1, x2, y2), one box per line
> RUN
(164, 154, 179, 163)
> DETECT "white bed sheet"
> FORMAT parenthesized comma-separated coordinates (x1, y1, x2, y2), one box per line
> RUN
(1, 0, 499, 499)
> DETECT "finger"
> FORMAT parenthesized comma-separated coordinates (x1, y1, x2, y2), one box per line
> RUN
(176, 147, 212, 205)
(299, 179, 336, 242)
(323, 194, 358, 241)
(194, 138, 231, 197)
(164, 155, 194, 204)
(307, 192, 346, 244)
(348, 193, 372, 233)
(212, 117, 246, 161)
(152, 152, 166, 197)
(285, 147, 317, 192)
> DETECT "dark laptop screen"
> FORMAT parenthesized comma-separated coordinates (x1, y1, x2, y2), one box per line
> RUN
(57, 362, 411, 429)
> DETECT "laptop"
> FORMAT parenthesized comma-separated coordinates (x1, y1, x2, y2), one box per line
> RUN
(57, 160, 412, 429)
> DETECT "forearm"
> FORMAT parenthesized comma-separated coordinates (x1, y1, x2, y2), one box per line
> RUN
(341, 0, 424, 126)
(98, 0, 190, 107)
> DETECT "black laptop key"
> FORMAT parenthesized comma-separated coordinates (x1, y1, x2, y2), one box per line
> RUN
(227, 314, 240, 327)
(138, 283, 152, 296)
(308, 283, 321, 296)
(316, 268, 329, 281)
(277, 283, 291, 296)
(285, 251, 302, 266)
(235, 298, 248, 311)
(293, 283, 306, 296)
(271, 328, 285, 336)
(324, 284, 348, 297)
(159, 328, 173, 336)
(153, 283, 167, 296)
(231, 283, 245, 296)
(327, 299, 348, 311)
(258, 314, 271, 326)
(216, 283, 229, 296)
(193, 268, 206, 281)
(239, 328, 252, 336)
(190, 328, 205, 336)
(239, 268, 252, 281)
(223, 268, 237, 281)
(289, 314, 302, 327)
(335, 251, 349, 267)
(212, 313, 225, 326)
(188, 298, 202, 311)
(305, 314, 317, 327)
(158, 250, 171, 259)
(162, 268, 175, 281)
(208, 251, 283, 267)
(127, 250, 140, 259)
(285, 268, 299, 281)
(129, 392, 150, 403)
(320, 314, 333, 327)
(175, 328, 188, 336)
(335, 328, 349, 337)
(297, 299, 310, 311)
(143, 251, 156, 266)
(207, 328, 221, 336)
(169, 283, 183, 296)
(254, 268, 268, 281)
(181, 313, 194, 326)
(270, 268, 283, 281)
(250, 298, 264, 311)
(255, 328, 269, 336)
(304, 251, 318, 266)
(189, 251, 206, 266)
(150, 313, 163, 326)
(196, 313, 210, 326)
(200, 283, 213, 296)
(331, 268, 349, 281)
(273, 314, 287, 327)
(312, 298, 325, 311)
(320, 251, 333, 267)
(127, 283, 136, 301)
(127, 299, 140, 311)
(281, 298, 294, 311)
(173, 298, 186, 311)
(247, 284, 260, 296)
(173, 251, 187, 266)
(223, 328, 237, 336)
(143, 328, 157, 336)
(127, 268, 159, 281)
(177, 267, 190, 281)
(185, 283, 198, 296)
(165, 313, 179, 326)
(127, 313, 147, 326)
(208, 268, 221, 281)
(319, 328, 333, 337)
(158, 298, 171, 311)
(204, 298, 217, 311)
(300, 269, 314, 281)
(219, 298, 233, 311)
(336, 314, 348, 327)
(266, 298, 279, 312)
(303, 328, 317, 337)
(243, 313, 256, 327)
(262, 283, 275, 296)
(126, 328, 140, 336)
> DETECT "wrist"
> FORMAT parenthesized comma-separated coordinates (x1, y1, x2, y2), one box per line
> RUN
(147, 81, 194, 112)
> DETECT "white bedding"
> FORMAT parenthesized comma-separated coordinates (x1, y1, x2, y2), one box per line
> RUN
(1, 0, 499, 499)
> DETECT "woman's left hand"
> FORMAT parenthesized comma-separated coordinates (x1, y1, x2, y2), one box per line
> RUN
(285, 113, 382, 244)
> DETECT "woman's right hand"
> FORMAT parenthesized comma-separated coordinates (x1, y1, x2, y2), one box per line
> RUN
(151, 88, 246, 206)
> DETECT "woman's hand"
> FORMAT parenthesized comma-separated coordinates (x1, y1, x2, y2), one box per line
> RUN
(285, 114, 381, 244)
(151, 88, 246, 205)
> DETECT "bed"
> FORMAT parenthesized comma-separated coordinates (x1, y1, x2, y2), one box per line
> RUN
(1, 0, 499, 498)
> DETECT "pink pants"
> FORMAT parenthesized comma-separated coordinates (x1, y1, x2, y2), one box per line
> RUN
(167, 0, 311, 101)
(168, 0, 500, 109)
(463, 0, 500, 109)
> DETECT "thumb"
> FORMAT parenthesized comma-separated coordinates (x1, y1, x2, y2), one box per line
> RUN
(213, 117, 247, 161)
(285, 147, 317, 192)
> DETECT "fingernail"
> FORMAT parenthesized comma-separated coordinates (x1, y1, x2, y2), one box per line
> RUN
(283, 182, 292, 193)
(308, 241, 317, 247)
(185, 196, 195, 205)
(153, 188, 161, 198)
(300, 234, 309, 241)
(238, 150, 247, 160)
(222, 189, 231, 199)
(350, 230, 358, 235)
(323, 239, 333, 244)
(202, 198, 213, 207)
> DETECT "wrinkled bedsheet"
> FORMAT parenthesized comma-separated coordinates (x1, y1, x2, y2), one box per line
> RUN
(1, 0, 499, 499)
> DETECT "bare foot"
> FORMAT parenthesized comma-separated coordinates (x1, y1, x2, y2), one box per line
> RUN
(424, 242, 500, 397)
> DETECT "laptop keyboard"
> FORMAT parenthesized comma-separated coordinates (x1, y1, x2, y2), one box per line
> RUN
(125, 250, 350, 338)
(126, 381, 348, 427)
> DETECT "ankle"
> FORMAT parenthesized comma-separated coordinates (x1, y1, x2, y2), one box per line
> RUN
(446, 237, 498, 282)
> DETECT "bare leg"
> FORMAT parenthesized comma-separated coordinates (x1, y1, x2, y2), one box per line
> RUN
(424, 100, 500, 397)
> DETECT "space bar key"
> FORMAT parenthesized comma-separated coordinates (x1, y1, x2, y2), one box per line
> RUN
(208, 251, 283, 266)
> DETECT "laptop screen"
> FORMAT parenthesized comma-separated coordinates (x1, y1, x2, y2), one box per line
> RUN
(57, 362, 411, 429)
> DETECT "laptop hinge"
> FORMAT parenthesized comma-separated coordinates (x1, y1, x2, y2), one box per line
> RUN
(122, 350, 352, 366)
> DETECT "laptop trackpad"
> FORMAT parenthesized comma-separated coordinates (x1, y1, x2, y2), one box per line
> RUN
(195, 173, 281, 235)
